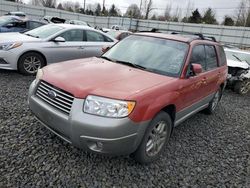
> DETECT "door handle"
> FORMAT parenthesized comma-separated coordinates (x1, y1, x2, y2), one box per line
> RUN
(78, 46, 85, 50)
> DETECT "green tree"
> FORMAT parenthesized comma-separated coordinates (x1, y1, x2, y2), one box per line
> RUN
(95, 3, 101, 16)
(202, 8, 217, 24)
(188, 9, 202, 23)
(125, 4, 141, 18)
(109, 4, 118, 16)
(223, 16, 234, 26)
(57, 3, 64, 10)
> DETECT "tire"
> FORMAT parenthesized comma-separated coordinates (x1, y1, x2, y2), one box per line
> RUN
(234, 80, 250, 95)
(18, 52, 45, 76)
(204, 88, 222, 115)
(132, 111, 172, 164)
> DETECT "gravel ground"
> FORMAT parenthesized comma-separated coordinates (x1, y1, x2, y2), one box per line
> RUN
(0, 69, 250, 187)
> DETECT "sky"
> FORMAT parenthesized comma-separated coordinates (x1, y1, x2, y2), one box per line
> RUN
(25, 0, 243, 22)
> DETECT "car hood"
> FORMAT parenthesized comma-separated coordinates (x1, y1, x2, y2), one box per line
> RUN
(227, 59, 249, 69)
(0, 32, 41, 43)
(42, 57, 175, 99)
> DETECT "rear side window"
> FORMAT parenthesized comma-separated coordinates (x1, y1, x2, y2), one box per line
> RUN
(205, 45, 218, 70)
(218, 46, 227, 66)
(86, 30, 113, 42)
(190, 45, 206, 71)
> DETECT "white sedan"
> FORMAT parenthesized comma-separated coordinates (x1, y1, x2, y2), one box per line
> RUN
(0, 24, 116, 75)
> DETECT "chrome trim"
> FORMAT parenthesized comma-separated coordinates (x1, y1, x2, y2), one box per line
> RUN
(36, 81, 74, 115)
(80, 133, 137, 142)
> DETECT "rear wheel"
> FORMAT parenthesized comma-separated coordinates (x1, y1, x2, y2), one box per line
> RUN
(204, 88, 222, 114)
(234, 80, 250, 95)
(18, 52, 45, 75)
(132, 111, 172, 164)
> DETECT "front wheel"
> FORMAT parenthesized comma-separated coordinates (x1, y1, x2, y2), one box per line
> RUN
(234, 80, 250, 95)
(18, 52, 45, 75)
(132, 111, 172, 164)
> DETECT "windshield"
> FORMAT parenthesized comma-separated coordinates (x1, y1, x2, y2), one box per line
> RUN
(25, 24, 64, 39)
(0, 17, 12, 26)
(103, 35, 188, 77)
(225, 50, 250, 65)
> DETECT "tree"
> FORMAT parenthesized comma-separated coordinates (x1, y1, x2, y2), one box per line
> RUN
(223, 16, 234, 26)
(151, 14, 157, 20)
(30, 0, 40, 6)
(62, 1, 74, 12)
(40, 0, 57, 8)
(57, 3, 64, 10)
(144, 0, 154, 19)
(171, 6, 182, 22)
(164, 3, 172, 21)
(188, 9, 202, 23)
(235, 0, 250, 27)
(95, 3, 102, 16)
(109, 4, 118, 17)
(202, 8, 217, 24)
(125, 4, 141, 19)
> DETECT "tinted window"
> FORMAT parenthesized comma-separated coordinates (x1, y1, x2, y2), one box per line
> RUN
(29, 21, 44, 29)
(190, 45, 206, 71)
(59, 29, 84, 41)
(205, 45, 218, 70)
(86, 30, 106, 42)
(103, 35, 188, 77)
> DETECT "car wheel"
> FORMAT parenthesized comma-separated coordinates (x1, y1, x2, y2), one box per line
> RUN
(204, 88, 222, 114)
(234, 80, 250, 95)
(18, 52, 45, 75)
(132, 111, 172, 164)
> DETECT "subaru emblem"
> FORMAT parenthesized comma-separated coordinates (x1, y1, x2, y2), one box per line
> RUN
(48, 90, 57, 99)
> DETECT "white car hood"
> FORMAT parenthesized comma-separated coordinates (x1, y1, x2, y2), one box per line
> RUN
(0, 32, 42, 43)
(227, 59, 249, 69)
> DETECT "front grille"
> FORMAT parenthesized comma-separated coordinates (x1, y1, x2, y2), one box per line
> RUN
(36, 81, 74, 115)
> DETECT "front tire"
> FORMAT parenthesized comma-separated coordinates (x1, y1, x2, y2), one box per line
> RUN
(132, 111, 172, 164)
(18, 52, 45, 75)
(234, 80, 250, 95)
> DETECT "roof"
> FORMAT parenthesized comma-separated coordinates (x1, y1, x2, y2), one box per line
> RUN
(135, 32, 219, 44)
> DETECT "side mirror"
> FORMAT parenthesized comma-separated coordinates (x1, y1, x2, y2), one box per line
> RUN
(191, 63, 202, 75)
(53, 36, 66, 42)
(102, 46, 111, 53)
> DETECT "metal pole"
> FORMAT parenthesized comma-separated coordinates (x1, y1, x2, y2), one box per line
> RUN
(83, 0, 86, 12)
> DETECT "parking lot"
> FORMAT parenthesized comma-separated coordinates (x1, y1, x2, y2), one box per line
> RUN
(0, 69, 249, 187)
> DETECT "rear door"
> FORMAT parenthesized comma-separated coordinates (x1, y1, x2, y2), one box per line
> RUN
(83, 30, 114, 58)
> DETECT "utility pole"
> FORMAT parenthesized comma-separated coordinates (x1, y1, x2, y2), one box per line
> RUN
(103, 0, 105, 11)
(83, 0, 86, 12)
(139, 0, 142, 12)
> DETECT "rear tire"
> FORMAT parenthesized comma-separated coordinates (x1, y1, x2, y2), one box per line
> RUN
(204, 88, 222, 114)
(234, 80, 250, 95)
(132, 111, 172, 164)
(18, 52, 45, 76)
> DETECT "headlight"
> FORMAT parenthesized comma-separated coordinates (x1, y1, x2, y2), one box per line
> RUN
(83, 95, 135, 118)
(0, 42, 22, 51)
(35, 69, 43, 83)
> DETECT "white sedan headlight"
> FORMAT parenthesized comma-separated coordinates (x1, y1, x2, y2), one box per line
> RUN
(83, 95, 135, 118)
(0, 42, 22, 51)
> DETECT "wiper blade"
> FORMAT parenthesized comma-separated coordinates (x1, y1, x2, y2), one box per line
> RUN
(101, 56, 114, 62)
(115, 60, 147, 70)
(233, 54, 242, 62)
(24, 33, 39, 38)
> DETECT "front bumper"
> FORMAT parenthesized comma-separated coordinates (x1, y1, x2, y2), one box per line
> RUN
(28, 80, 149, 155)
(0, 50, 18, 70)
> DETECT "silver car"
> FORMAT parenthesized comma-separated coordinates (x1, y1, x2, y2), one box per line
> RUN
(0, 24, 116, 75)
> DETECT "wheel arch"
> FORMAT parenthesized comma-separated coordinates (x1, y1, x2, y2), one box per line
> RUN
(17, 50, 47, 69)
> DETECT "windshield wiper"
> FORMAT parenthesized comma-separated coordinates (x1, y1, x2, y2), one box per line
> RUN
(115, 60, 147, 70)
(100, 56, 114, 62)
(24, 33, 39, 38)
(233, 54, 242, 62)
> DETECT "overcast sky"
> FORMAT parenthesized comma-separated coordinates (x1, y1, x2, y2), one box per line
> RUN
(25, 0, 242, 22)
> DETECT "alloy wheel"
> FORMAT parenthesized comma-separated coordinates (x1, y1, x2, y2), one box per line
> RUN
(23, 56, 41, 74)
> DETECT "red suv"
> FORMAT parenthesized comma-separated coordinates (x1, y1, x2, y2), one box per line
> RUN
(28, 32, 227, 164)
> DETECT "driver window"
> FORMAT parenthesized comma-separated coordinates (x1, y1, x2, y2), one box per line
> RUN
(190, 45, 206, 71)
(58, 29, 84, 42)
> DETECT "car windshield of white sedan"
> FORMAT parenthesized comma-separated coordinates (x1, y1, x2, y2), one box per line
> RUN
(25, 25, 64, 39)
(103, 35, 188, 77)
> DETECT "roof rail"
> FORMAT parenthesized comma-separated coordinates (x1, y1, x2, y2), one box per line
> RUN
(171, 31, 216, 42)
